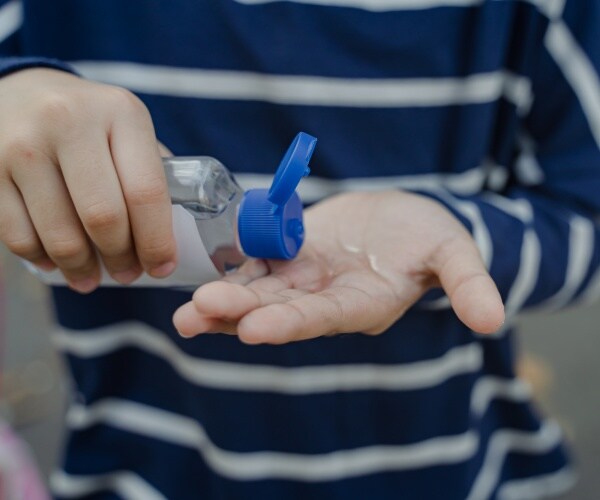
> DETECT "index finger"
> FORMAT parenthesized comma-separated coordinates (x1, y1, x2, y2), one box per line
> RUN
(109, 92, 176, 277)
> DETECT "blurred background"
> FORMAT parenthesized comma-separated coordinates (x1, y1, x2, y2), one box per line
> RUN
(1, 245, 599, 499)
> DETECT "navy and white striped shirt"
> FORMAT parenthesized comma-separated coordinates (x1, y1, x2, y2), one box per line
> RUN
(2, 0, 600, 498)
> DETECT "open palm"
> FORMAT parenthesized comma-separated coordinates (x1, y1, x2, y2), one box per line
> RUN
(173, 190, 504, 344)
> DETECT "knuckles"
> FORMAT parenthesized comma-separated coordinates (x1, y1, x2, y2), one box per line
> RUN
(3, 234, 44, 261)
(1, 133, 45, 167)
(80, 199, 124, 232)
(44, 235, 88, 263)
(36, 92, 77, 126)
(0, 80, 161, 272)
(0, 85, 150, 166)
(104, 86, 149, 118)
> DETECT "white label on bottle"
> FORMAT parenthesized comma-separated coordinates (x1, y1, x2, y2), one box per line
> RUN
(24, 205, 222, 288)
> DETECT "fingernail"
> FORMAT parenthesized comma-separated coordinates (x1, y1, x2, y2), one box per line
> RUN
(68, 278, 97, 294)
(149, 261, 176, 278)
(112, 268, 141, 284)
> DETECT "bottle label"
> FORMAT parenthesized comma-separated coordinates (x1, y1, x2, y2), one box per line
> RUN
(24, 205, 221, 288)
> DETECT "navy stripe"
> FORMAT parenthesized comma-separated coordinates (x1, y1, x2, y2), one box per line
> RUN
(22, 1, 544, 79)
(139, 95, 515, 177)
(563, 0, 600, 71)
(51, 298, 476, 365)
(8, 0, 599, 496)
(58, 411, 565, 499)
(63, 347, 479, 453)
(60, 426, 475, 499)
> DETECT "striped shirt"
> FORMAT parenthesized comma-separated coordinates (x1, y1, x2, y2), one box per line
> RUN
(2, 0, 599, 498)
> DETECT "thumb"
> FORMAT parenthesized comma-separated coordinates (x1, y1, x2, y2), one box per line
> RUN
(431, 236, 505, 334)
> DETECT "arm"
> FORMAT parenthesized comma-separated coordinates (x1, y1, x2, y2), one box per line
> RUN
(419, 0, 600, 319)
(0, 1, 177, 291)
(0, 0, 71, 77)
(173, 0, 600, 343)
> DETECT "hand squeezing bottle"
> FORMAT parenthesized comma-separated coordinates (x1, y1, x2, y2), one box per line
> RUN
(27, 132, 317, 288)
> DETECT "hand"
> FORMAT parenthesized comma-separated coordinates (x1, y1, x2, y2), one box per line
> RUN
(0, 68, 176, 292)
(173, 191, 504, 344)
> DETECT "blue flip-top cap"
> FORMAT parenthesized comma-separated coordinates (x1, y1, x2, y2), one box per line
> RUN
(238, 132, 317, 259)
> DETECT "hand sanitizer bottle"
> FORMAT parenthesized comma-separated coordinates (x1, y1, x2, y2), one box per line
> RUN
(26, 132, 317, 288)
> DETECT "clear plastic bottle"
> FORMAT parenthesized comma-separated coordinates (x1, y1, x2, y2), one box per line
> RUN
(26, 132, 317, 288)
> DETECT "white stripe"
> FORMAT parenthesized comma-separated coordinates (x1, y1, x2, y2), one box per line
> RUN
(51, 470, 166, 500)
(545, 20, 600, 149)
(71, 61, 532, 110)
(66, 398, 479, 481)
(0, 0, 22, 42)
(470, 376, 531, 418)
(236, 164, 498, 204)
(417, 184, 541, 315)
(514, 134, 545, 186)
(485, 197, 595, 313)
(235, 0, 563, 17)
(60, 374, 537, 482)
(235, 0, 483, 11)
(481, 193, 533, 223)
(534, 215, 595, 311)
(466, 421, 563, 500)
(503, 228, 541, 322)
(52, 322, 483, 394)
(433, 190, 493, 270)
(514, 153, 544, 186)
(480, 196, 539, 328)
(63, 375, 534, 483)
(487, 164, 510, 191)
(497, 467, 577, 500)
(527, 0, 565, 19)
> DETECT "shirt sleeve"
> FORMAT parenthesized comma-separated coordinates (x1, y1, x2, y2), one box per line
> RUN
(417, 0, 600, 322)
(0, 0, 74, 76)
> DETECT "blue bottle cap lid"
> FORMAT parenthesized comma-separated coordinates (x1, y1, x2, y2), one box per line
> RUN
(238, 132, 317, 260)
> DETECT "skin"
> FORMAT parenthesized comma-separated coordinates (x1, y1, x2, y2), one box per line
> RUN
(0, 68, 177, 292)
(173, 191, 505, 343)
(0, 68, 504, 341)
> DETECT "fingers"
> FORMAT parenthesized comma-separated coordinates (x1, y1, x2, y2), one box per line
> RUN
(173, 256, 327, 339)
(109, 90, 176, 277)
(173, 281, 393, 344)
(173, 281, 293, 337)
(237, 286, 391, 344)
(0, 71, 176, 286)
(0, 177, 55, 270)
(173, 306, 237, 336)
(11, 159, 100, 292)
(431, 236, 505, 334)
(57, 131, 141, 283)
(195, 282, 290, 318)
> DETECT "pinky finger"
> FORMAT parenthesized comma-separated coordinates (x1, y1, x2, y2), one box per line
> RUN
(0, 180, 54, 270)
